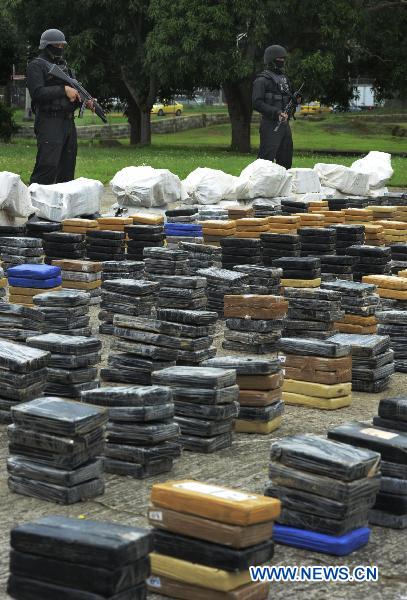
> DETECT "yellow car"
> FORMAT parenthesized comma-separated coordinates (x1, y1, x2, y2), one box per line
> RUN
(300, 101, 333, 115)
(151, 101, 183, 117)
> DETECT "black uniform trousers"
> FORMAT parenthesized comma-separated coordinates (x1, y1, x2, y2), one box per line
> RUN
(258, 118, 293, 169)
(30, 113, 77, 185)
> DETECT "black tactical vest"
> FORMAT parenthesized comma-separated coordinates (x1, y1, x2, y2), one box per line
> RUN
(260, 70, 292, 112)
(29, 56, 76, 115)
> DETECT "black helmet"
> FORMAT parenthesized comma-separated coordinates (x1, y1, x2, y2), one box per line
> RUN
(39, 29, 67, 50)
(264, 45, 288, 65)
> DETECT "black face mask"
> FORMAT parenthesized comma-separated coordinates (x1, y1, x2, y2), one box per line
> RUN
(47, 46, 64, 60)
(273, 59, 285, 73)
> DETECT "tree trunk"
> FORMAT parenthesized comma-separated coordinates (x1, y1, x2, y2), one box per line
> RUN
(223, 78, 253, 153)
(140, 109, 151, 145)
(127, 99, 141, 145)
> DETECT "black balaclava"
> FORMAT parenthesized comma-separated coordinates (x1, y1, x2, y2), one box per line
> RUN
(45, 45, 64, 62)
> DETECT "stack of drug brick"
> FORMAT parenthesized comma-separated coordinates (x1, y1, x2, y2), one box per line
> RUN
(126, 224, 165, 259)
(328, 332, 394, 392)
(0, 339, 49, 424)
(197, 267, 249, 316)
(98, 279, 158, 335)
(370, 205, 397, 221)
(281, 199, 308, 214)
(0, 237, 43, 269)
(389, 245, 407, 274)
(307, 200, 329, 213)
(261, 233, 300, 265)
(7, 264, 62, 307)
(26, 219, 61, 239)
(272, 256, 321, 288)
(364, 224, 385, 246)
(148, 480, 278, 600)
(165, 208, 200, 247)
(101, 309, 178, 385)
(155, 308, 218, 365)
(144, 247, 190, 277)
(82, 385, 181, 478)
(0, 302, 43, 343)
(62, 218, 99, 234)
(202, 220, 237, 245)
(296, 212, 325, 229)
(149, 274, 208, 311)
(205, 356, 284, 434)
(283, 287, 343, 340)
(328, 413, 406, 529)
(228, 205, 254, 220)
(221, 238, 262, 270)
(7, 397, 106, 503)
(319, 255, 354, 281)
(321, 209, 345, 226)
(252, 198, 282, 218)
(321, 280, 380, 335)
(234, 217, 270, 238)
(233, 265, 282, 295)
(265, 436, 379, 554)
(298, 227, 336, 257)
(348, 245, 391, 281)
(268, 215, 299, 234)
(51, 259, 102, 305)
(33, 289, 92, 337)
(330, 225, 365, 255)
(364, 274, 407, 371)
(152, 366, 238, 453)
(179, 241, 222, 274)
(97, 216, 133, 231)
(223, 294, 288, 353)
(344, 208, 373, 225)
(376, 220, 407, 246)
(43, 232, 86, 263)
(7, 517, 152, 598)
(279, 338, 352, 410)
(199, 207, 228, 221)
(101, 260, 144, 281)
(27, 333, 101, 398)
(86, 230, 126, 262)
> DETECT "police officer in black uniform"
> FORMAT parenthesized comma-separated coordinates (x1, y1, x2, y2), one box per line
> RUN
(252, 45, 301, 169)
(27, 29, 92, 185)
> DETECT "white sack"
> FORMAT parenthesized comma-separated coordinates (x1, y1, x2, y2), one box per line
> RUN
(288, 168, 321, 194)
(29, 177, 103, 221)
(314, 163, 370, 196)
(0, 172, 33, 218)
(234, 159, 291, 199)
(183, 168, 239, 205)
(351, 151, 393, 189)
(111, 166, 185, 208)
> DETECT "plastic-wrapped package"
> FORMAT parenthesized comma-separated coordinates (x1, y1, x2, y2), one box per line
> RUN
(234, 160, 290, 200)
(29, 177, 103, 221)
(276, 506, 368, 535)
(152, 367, 236, 389)
(180, 432, 232, 453)
(46, 380, 99, 398)
(112, 339, 179, 361)
(171, 385, 239, 405)
(7, 424, 104, 456)
(8, 575, 147, 599)
(239, 401, 284, 422)
(105, 442, 181, 464)
(203, 357, 281, 375)
(0, 339, 50, 373)
(11, 516, 153, 568)
(314, 163, 370, 195)
(27, 333, 102, 355)
(0, 171, 33, 217)
(182, 168, 239, 205)
(148, 575, 268, 599)
(272, 524, 370, 556)
(148, 506, 274, 549)
(369, 509, 407, 529)
(270, 435, 381, 481)
(153, 530, 274, 572)
(174, 401, 239, 421)
(351, 151, 393, 189)
(326, 333, 391, 357)
(106, 421, 180, 445)
(48, 352, 101, 369)
(1, 237, 42, 249)
(82, 386, 172, 407)
(103, 279, 158, 296)
(9, 551, 149, 597)
(104, 457, 173, 478)
(174, 416, 234, 437)
(8, 475, 104, 505)
(7, 457, 102, 488)
(378, 396, 407, 421)
(33, 289, 90, 307)
(156, 308, 218, 326)
(113, 315, 214, 339)
(268, 461, 380, 503)
(328, 421, 407, 463)
(0, 368, 47, 387)
(11, 397, 107, 436)
(278, 337, 350, 358)
(9, 443, 104, 470)
(111, 166, 185, 208)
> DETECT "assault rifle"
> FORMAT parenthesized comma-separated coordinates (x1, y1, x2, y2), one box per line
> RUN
(38, 58, 107, 123)
(274, 82, 304, 132)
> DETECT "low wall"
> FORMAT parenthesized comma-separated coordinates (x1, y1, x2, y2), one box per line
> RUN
(14, 112, 234, 140)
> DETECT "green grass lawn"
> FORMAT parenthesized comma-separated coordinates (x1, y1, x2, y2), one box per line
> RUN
(2, 117, 406, 186)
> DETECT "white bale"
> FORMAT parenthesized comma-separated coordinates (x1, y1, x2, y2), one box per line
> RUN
(288, 168, 321, 194)
(0, 171, 33, 218)
(314, 163, 370, 196)
(234, 159, 291, 199)
(29, 177, 103, 221)
(351, 151, 393, 189)
(111, 166, 185, 208)
(183, 167, 239, 204)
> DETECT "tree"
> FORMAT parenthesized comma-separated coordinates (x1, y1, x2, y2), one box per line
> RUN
(147, 0, 360, 153)
(0, 1, 21, 105)
(8, 0, 157, 144)
(354, 0, 407, 103)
